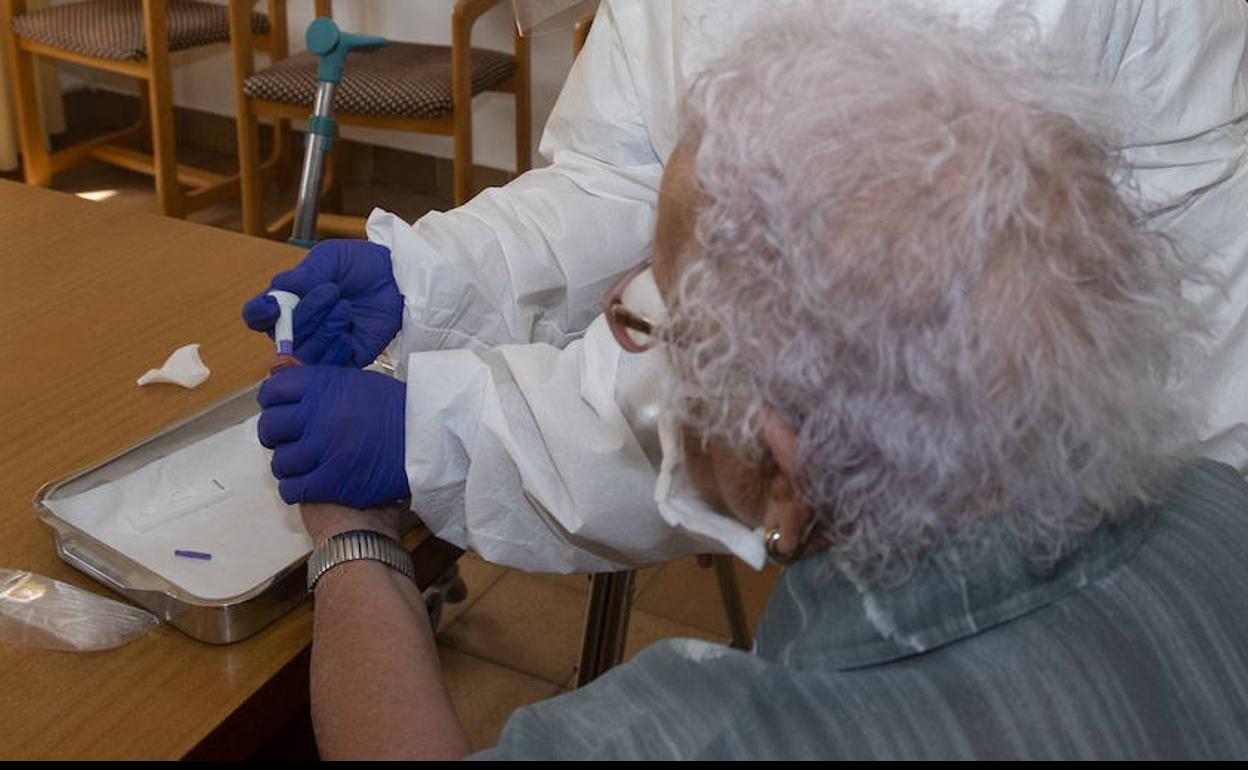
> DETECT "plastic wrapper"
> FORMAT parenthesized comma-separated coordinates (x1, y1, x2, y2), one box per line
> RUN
(0, 569, 159, 652)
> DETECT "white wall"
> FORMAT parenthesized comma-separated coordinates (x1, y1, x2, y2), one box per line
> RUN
(55, 0, 580, 171)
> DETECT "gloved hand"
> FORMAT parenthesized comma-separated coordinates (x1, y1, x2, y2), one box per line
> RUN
(242, 239, 403, 368)
(257, 364, 409, 509)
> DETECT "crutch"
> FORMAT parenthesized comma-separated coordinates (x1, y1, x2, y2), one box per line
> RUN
(285, 19, 467, 622)
(288, 17, 385, 248)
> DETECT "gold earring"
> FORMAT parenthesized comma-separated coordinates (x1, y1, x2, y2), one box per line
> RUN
(764, 527, 793, 565)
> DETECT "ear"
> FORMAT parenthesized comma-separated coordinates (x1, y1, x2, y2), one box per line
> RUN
(759, 408, 800, 481)
(758, 409, 814, 558)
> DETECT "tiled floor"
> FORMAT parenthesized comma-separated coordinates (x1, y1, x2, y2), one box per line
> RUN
(23, 147, 784, 753)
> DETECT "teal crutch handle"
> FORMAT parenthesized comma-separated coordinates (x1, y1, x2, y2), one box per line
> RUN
(305, 17, 386, 84)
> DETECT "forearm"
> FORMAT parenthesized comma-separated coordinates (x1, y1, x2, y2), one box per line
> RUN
(303, 505, 470, 760)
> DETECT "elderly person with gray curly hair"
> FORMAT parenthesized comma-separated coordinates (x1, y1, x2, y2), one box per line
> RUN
(296, 3, 1248, 760)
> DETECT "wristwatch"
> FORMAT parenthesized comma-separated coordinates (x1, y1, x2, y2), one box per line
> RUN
(306, 529, 417, 594)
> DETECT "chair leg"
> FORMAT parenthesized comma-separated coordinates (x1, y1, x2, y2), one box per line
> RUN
(514, 99, 531, 176)
(450, 27, 473, 206)
(232, 98, 263, 235)
(142, 0, 184, 218)
(144, 75, 183, 217)
(452, 112, 473, 206)
(513, 26, 531, 175)
(576, 571, 635, 687)
(711, 555, 753, 650)
(230, 0, 267, 235)
(3, 37, 52, 186)
(35, 56, 64, 135)
(235, 107, 263, 235)
(136, 81, 152, 151)
(273, 118, 294, 186)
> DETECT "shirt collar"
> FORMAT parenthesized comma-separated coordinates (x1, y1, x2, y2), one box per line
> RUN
(753, 505, 1156, 670)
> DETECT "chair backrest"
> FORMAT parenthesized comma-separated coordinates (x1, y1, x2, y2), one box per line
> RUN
(573, 12, 592, 57)
(230, 0, 520, 75)
(229, 0, 326, 69)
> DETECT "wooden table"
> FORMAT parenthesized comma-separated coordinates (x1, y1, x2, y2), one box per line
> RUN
(0, 180, 458, 759)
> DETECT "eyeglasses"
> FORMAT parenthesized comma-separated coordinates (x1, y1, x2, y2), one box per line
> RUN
(602, 259, 667, 353)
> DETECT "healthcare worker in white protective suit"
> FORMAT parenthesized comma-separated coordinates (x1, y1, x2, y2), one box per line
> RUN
(244, 0, 1248, 575)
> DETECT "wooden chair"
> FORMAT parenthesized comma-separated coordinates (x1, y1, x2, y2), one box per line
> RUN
(572, 10, 593, 55)
(228, 0, 532, 240)
(0, 0, 272, 217)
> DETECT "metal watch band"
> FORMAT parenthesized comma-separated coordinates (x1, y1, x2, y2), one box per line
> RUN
(306, 529, 416, 594)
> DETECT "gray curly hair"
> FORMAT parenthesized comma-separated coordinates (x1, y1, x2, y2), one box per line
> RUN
(663, 1, 1204, 581)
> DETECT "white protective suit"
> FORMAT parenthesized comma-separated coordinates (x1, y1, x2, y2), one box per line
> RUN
(366, 0, 1248, 574)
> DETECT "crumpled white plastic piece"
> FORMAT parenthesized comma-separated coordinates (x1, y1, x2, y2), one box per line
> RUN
(137, 343, 210, 389)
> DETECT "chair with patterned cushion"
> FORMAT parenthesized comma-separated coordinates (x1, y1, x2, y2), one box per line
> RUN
(0, 0, 275, 218)
(228, 0, 531, 240)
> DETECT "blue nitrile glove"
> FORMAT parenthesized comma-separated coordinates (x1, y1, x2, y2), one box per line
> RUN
(257, 364, 409, 509)
(242, 239, 403, 367)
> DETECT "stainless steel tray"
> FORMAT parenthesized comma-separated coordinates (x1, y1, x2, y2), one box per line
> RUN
(33, 384, 309, 645)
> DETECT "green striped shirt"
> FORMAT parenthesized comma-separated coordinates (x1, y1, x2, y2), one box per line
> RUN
(474, 460, 1248, 759)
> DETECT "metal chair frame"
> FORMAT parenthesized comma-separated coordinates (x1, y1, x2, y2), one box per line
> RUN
(577, 556, 754, 687)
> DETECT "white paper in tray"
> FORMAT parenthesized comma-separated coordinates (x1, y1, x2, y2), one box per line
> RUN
(43, 415, 312, 601)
